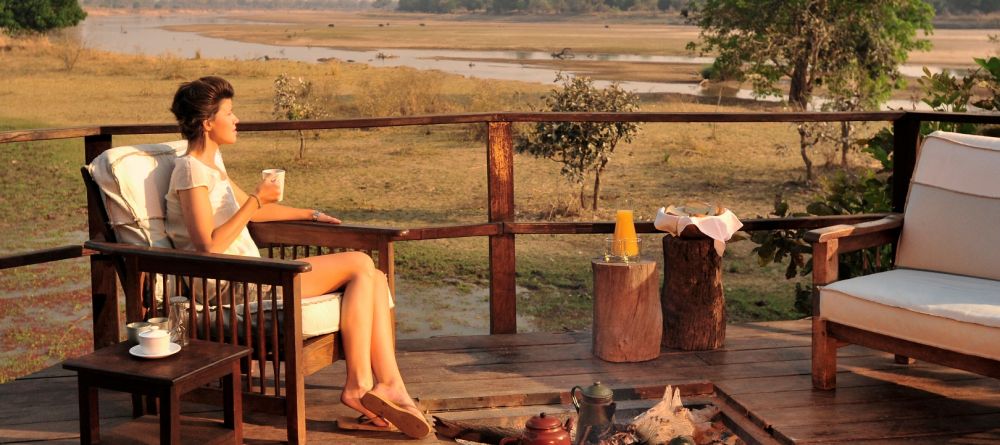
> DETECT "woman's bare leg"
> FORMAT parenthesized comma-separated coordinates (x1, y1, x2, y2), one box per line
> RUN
(368, 273, 418, 411)
(300, 251, 385, 424)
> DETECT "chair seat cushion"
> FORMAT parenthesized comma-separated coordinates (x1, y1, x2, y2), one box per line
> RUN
(236, 290, 394, 339)
(240, 292, 343, 338)
(820, 269, 1000, 360)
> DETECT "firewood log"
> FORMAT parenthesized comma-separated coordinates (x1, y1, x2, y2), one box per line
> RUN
(432, 416, 522, 445)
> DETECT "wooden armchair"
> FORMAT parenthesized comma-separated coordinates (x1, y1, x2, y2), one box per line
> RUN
(82, 141, 406, 445)
(807, 131, 1000, 390)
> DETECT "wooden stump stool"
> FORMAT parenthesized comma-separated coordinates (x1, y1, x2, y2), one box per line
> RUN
(661, 230, 725, 350)
(592, 259, 662, 362)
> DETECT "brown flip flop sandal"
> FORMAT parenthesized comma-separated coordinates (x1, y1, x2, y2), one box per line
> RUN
(361, 392, 433, 439)
(336, 414, 398, 432)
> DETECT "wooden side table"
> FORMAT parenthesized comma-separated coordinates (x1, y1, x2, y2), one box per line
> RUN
(661, 228, 725, 350)
(63, 339, 251, 445)
(591, 259, 662, 362)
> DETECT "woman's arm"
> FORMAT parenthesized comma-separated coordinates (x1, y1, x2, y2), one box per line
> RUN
(178, 185, 262, 254)
(231, 180, 341, 224)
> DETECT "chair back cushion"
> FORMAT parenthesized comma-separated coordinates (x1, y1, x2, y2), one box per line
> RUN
(896, 131, 1000, 281)
(87, 141, 188, 247)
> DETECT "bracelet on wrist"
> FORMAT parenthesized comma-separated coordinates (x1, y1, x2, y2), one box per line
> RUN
(249, 194, 262, 209)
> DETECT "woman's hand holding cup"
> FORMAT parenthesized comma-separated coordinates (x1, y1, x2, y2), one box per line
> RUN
(255, 170, 284, 205)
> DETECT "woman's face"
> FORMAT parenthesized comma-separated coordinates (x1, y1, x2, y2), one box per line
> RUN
(204, 98, 239, 146)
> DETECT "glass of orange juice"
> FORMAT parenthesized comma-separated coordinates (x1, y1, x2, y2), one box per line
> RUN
(606, 207, 641, 262)
(604, 236, 642, 263)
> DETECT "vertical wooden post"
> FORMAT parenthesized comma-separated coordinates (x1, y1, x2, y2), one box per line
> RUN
(283, 273, 305, 445)
(811, 239, 839, 390)
(487, 121, 516, 334)
(84, 134, 120, 349)
(892, 115, 921, 213)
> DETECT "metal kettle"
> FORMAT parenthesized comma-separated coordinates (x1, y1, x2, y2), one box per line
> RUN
(499, 412, 572, 445)
(570, 381, 616, 444)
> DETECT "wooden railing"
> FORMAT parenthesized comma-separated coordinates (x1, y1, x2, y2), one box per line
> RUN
(2, 111, 998, 346)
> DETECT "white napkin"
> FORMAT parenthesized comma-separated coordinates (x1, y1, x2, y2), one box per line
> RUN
(654, 207, 743, 256)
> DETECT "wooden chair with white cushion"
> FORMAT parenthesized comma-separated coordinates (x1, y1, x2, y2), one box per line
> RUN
(807, 131, 1000, 390)
(82, 141, 405, 444)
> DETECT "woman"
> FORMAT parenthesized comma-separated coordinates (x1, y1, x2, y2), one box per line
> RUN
(165, 76, 430, 438)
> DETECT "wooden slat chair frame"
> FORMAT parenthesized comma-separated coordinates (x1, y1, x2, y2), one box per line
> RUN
(82, 168, 406, 445)
(807, 217, 1000, 389)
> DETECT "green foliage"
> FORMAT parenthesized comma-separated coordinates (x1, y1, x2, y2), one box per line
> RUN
(688, 0, 933, 109)
(516, 73, 640, 211)
(971, 57, 1000, 112)
(0, 0, 86, 35)
(272, 74, 325, 159)
(919, 56, 1000, 134)
(687, 0, 933, 181)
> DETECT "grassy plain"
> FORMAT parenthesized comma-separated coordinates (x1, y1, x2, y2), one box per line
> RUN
(0, 19, 914, 379)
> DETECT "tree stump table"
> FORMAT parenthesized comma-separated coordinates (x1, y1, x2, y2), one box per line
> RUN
(661, 226, 726, 350)
(592, 259, 662, 362)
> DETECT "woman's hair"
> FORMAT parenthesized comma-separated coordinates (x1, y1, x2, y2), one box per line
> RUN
(170, 76, 235, 143)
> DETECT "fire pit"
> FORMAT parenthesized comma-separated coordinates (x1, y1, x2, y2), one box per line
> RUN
(426, 382, 775, 445)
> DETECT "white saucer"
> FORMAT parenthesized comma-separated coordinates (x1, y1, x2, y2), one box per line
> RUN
(129, 343, 181, 359)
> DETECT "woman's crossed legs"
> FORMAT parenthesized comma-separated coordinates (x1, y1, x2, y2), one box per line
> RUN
(300, 251, 418, 428)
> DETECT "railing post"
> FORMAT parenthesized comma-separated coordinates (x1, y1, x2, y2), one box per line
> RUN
(892, 114, 921, 213)
(487, 121, 516, 334)
(85, 134, 120, 349)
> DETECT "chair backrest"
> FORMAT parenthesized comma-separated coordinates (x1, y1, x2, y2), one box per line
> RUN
(896, 131, 1000, 281)
(86, 141, 188, 248)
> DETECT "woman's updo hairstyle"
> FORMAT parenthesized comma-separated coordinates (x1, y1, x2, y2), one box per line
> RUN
(170, 76, 235, 143)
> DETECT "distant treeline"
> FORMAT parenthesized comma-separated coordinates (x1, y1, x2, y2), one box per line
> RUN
(79, 0, 372, 10)
(928, 0, 1000, 14)
(79, 0, 1000, 14)
(397, 0, 685, 13)
(400, 0, 998, 15)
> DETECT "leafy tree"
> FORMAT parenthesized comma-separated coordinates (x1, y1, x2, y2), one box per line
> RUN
(272, 74, 325, 160)
(0, 0, 86, 35)
(687, 0, 934, 182)
(516, 73, 640, 211)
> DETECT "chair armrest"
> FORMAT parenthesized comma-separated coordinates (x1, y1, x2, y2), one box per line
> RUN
(84, 240, 312, 278)
(248, 221, 408, 250)
(805, 214, 902, 288)
(804, 214, 903, 245)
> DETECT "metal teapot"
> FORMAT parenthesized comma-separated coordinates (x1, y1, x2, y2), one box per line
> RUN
(570, 381, 616, 444)
(499, 412, 572, 445)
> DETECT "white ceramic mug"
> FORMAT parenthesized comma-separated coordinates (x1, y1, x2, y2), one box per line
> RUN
(262, 168, 286, 202)
(138, 329, 170, 355)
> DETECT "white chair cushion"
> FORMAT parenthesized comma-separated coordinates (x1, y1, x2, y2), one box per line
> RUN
(897, 131, 1000, 281)
(237, 289, 394, 338)
(239, 292, 343, 337)
(820, 269, 1000, 360)
(87, 141, 188, 247)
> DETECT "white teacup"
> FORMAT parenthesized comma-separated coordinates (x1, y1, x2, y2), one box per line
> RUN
(138, 328, 170, 356)
(262, 168, 286, 202)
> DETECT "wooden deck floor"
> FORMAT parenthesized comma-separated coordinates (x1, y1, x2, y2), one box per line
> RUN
(2, 319, 998, 444)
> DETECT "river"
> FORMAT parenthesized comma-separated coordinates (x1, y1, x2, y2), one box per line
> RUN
(79, 14, 929, 108)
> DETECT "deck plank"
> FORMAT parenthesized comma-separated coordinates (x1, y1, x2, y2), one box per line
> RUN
(1, 320, 996, 444)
